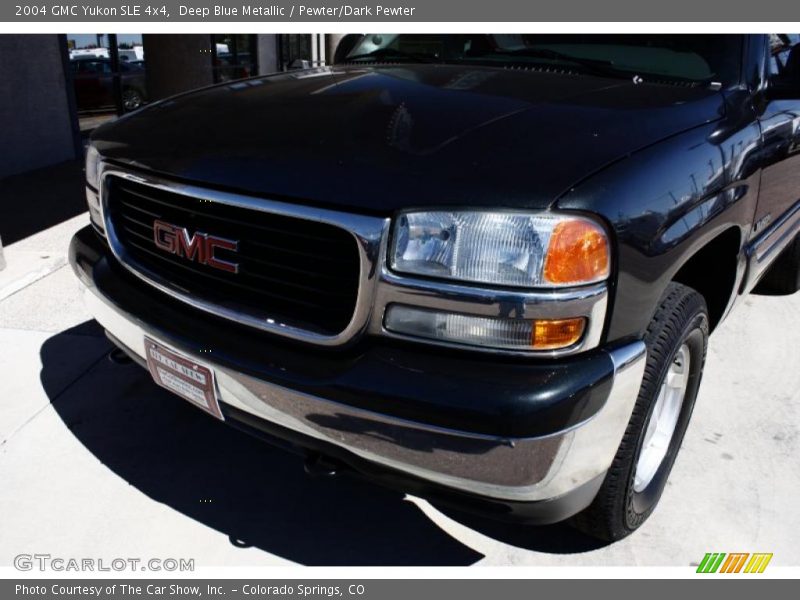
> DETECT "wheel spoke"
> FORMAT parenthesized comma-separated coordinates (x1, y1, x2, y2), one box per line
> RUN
(634, 344, 691, 493)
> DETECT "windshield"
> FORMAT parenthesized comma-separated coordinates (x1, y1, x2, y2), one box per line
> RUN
(342, 34, 745, 85)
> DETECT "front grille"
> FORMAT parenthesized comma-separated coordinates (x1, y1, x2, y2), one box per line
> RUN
(106, 176, 361, 335)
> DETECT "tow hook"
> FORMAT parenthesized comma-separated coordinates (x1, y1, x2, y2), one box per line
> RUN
(304, 452, 341, 478)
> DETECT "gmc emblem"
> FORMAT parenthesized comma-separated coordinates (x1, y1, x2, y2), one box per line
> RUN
(153, 219, 239, 274)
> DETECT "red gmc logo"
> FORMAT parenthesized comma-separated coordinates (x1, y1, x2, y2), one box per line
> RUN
(153, 220, 239, 273)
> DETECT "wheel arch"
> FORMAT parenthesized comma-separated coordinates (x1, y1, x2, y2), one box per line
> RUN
(671, 225, 743, 332)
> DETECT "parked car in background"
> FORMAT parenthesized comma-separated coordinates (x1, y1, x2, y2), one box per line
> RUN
(118, 47, 144, 63)
(70, 56, 147, 112)
(70, 47, 109, 60)
(72, 34, 800, 541)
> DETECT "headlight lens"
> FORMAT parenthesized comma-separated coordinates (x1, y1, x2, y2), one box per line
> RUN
(85, 145, 101, 190)
(390, 211, 609, 288)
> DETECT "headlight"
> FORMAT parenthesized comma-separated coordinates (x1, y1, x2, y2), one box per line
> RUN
(85, 145, 101, 190)
(390, 211, 609, 288)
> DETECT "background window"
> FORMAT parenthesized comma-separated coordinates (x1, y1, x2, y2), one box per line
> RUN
(212, 34, 258, 83)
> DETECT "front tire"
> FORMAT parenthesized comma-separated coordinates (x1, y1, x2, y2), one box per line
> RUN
(571, 282, 709, 541)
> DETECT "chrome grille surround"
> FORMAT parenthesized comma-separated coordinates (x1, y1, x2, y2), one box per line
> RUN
(99, 166, 390, 346)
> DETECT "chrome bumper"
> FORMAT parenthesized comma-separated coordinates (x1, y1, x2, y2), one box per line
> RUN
(80, 281, 646, 503)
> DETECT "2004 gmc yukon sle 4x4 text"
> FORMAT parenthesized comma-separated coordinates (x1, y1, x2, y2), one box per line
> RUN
(70, 34, 800, 541)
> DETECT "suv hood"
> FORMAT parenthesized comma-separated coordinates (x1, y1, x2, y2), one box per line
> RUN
(93, 64, 725, 214)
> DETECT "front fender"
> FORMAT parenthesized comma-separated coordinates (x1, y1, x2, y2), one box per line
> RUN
(556, 120, 760, 342)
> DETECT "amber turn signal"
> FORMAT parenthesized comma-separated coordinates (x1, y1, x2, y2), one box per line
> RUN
(532, 317, 586, 350)
(543, 219, 610, 285)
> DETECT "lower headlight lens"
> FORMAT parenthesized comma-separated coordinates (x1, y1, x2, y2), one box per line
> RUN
(85, 145, 101, 190)
(86, 188, 104, 232)
(385, 305, 586, 351)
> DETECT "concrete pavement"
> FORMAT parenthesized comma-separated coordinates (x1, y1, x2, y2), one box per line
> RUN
(0, 213, 798, 567)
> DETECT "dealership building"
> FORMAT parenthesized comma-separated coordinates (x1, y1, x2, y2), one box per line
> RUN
(0, 33, 342, 179)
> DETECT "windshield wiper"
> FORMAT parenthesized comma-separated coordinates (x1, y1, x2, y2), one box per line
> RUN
(484, 47, 626, 77)
(484, 48, 714, 86)
(493, 47, 613, 65)
(344, 47, 437, 64)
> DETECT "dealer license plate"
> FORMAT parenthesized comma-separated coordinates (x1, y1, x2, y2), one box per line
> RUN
(144, 337, 224, 421)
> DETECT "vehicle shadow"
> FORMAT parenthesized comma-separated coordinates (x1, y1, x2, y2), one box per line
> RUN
(41, 321, 605, 565)
(430, 507, 608, 554)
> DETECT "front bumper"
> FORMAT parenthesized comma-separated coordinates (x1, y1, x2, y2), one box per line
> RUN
(70, 226, 646, 522)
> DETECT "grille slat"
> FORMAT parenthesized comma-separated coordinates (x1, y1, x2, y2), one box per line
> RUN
(121, 215, 353, 281)
(120, 224, 154, 244)
(117, 183, 353, 247)
(119, 193, 354, 265)
(122, 239, 345, 311)
(122, 219, 347, 281)
(241, 252, 346, 280)
(119, 199, 160, 218)
(244, 238, 355, 263)
(120, 213, 153, 230)
(108, 177, 361, 334)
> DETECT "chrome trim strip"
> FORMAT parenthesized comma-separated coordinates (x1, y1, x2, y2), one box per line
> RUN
(79, 274, 645, 501)
(743, 199, 800, 293)
(99, 166, 390, 346)
(751, 199, 800, 264)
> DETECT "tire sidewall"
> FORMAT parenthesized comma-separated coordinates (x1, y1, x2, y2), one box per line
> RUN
(625, 312, 707, 528)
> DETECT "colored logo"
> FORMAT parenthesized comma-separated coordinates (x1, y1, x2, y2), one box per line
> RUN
(153, 220, 239, 274)
(696, 552, 773, 573)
